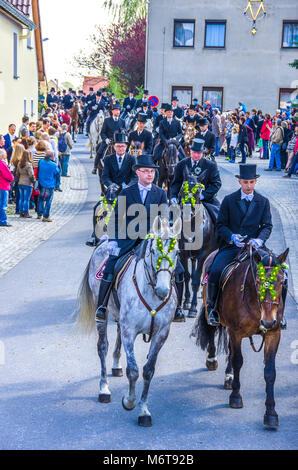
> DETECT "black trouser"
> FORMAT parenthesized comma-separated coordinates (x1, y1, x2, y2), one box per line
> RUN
(94, 141, 108, 168)
(208, 246, 241, 288)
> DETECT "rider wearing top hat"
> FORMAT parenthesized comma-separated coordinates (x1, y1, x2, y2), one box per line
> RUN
(206, 164, 273, 326)
(170, 139, 222, 224)
(196, 117, 216, 157)
(171, 96, 183, 120)
(153, 104, 185, 163)
(122, 90, 137, 116)
(94, 154, 185, 324)
(128, 113, 154, 155)
(86, 91, 106, 135)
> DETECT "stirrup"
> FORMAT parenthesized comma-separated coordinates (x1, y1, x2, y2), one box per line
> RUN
(207, 310, 220, 327)
(280, 319, 287, 330)
(95, 306, 107, 324)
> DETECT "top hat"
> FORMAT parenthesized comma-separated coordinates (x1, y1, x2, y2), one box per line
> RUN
(102, 88, 107, 92)
(189, 105, 196, 111)
(96, 91, 102, 97)
(129, 89, 135, 94)
(142, 100, 149, 107)
(69, 88, 73, 92)
(190, 139, 206, 153)
(89, 87, 94, 92)
(165, 104, 173, 112)
(137, 113, 147, 123)
(114, 132, 128, 144)
(143, 90, 149, 95)
(172, 96, 179, 101)
(161, 103, 168, 109)
(198, 117, 209, 126)
(235, 164, 260, 180)
(112, 103, 121, 110)
(50, 87, 55, 93)
(193, 98, 198, 102)
(133, 154, 159, 171)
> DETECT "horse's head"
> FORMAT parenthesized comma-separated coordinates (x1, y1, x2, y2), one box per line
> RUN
(254, 248, 289, 331)
(178, 167, 207, 211)
(130, 140, 144, 157)
(148, 216, 182, 301)
(163, 139, 179, 177)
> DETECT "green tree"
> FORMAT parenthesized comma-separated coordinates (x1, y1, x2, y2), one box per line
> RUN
(104, 0, 148, 24)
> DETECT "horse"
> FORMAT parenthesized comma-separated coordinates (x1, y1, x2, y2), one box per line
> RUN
(121, 110, 136, 134)
(88, 111, 105, 159)
(192, 246, 289, 429)
(70, 101, 81, 143)
(183, 123, 198, 158)
(178, 168, 219, 318)
(157, 139, 180, 196)
(74, 216, 182, 427)
(128, 141, 144, 158)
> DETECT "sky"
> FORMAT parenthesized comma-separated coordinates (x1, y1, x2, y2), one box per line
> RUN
(39, 0, 113, 88)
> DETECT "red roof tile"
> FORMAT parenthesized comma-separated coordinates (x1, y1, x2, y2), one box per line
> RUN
(82, 76, 110, 95)
(5, 0, 31, 17)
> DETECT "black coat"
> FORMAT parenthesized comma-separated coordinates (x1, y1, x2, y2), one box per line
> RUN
(128, 129, 153, 154)
(238, 124, 248, 144)
(63, 94, 74, 110)
(102, 153, 137, 189)
(216, 189, 273, 249)
(89, 100, 106, 118)
(173, 107, 183, 120)
(101, 117, 126, 141)
(196, 130, 216, 153)
(46, 94, 58, 108)
(171, 157, 222, 205)
(159, 118, 182, 144)
(110, 183, 168, 254)
(123, 97, 137, 112)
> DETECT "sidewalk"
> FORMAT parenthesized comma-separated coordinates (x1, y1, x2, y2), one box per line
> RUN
(0, 145, 88, 278)
(216, 152, 298, 304)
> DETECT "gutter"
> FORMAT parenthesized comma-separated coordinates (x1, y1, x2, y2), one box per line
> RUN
(0, 0, 37, 30)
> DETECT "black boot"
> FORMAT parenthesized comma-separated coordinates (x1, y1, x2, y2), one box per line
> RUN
(206, 282, 220, 326)
(95, 274, 114, 323)
(173, 277, 185, 323)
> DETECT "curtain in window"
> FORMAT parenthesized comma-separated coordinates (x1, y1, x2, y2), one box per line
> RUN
(205, 23, 225, 47)
(283, 23, 298, 47)
(175, 22, 194, 47)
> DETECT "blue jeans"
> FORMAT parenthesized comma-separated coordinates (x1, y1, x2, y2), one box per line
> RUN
(239, 143, 247, 163)
(215, 137, 220, 156)
(38, 187, 55, 219)
(0, 190, 8, 225)
(60, 154, 70, 176)
(56, 161, 62, 188)
(18, 185, 33, 213)
(269, 143, 281, 170)
(229, 147, 236, 162)
(262, 139, 269, 159)
(14, 183, 20, 214)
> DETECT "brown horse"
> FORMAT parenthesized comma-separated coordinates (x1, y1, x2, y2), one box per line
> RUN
(192, 246, 289, 429)
(70, 101, 81, 143)
(183, 123, 198, 158)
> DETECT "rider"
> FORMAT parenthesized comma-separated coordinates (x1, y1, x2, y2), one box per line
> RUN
(62, 88, 75, 111)
(171, 96, 184, 120)
(184, 105, 201, 127)
(196, 117, 216, 158)
(94, 154, 185, 324)
(128, 113, 154, 155)
(136, 90, 151, 111)
(46, 88, 58, 109)
(86, 91, 105, 136)
(92, 104, 125, 175)
(206, 164, 273, 326)
(170, 139, 222, 225)
(122, 90, 137, 118)
(153, 104, 185, 163)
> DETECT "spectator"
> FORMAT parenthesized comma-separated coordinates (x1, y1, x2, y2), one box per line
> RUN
(4, 124, 16, 162)
(280, 121, 292, 169)
(0, 149, 14, 227)
(42, 133, 53, 152)
(37, 152, 60, 222)
(16, 150, 35, 218)
(27, 137, 37, 159)
(266, 119, 284, 171)
(229, 124, 239, 163)
(10, 143, 25, 215)
(48, 127, 59, 164)
(33, 141, 47, 169)
(59, 123, 73, 177)
(284, 130, 298, 178)
(238, 116, 248, 163)
(18, 116, 30, 138)
(29, 122, 36, 136)
(0, 135, 5, 150)
(260, 113, 272, 160)
(42, 118, 51, 134)
(285, 124, 298, 173)
(211, 109, 221, 156)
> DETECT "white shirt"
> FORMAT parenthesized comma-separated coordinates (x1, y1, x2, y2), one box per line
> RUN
(241, 190, 254, 202)
(138, 183, 152, 203)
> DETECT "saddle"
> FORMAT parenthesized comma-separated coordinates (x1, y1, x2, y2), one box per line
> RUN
(219, 250, 249, 292)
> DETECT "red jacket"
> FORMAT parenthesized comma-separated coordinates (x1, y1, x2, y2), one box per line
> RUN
(0, 160, 14, 191)
(260, 119, 272, 140)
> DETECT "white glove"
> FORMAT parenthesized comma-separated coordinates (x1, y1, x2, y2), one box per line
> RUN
(171, 198, 178, 205)
(105, 138, 110, 145)
(231, 234, 246, 248)
(247, 238, 263, 249)
(107, 241, 120, 256)
(200, 193, 205, 201)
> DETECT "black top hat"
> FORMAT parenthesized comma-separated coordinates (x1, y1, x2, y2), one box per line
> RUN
(114, 132, 128, 144)
(137, 113, 147, 123)
(102, 88, 107, 92)
(172, 96, 179, 101)
(50, 87, 55, 93)
(69, 88, 73, 92)
(96, 91, 102, 97)
(129, 89, 135, 94)
(165, 104, 173, 112)
(89, 87, 94, 92)
(189, 105, 196, 111)
(112, 103, 121, 110)
(235, 164, 260, 180)
(143, 90, 149, 95)
(190, 139, 206, 153)
(198, 117, 209, 126)
(161, 103, 168, 109)
(133, 154, 159, 171)
(142, 100, 149, 106)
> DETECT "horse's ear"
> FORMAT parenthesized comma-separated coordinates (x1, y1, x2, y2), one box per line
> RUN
(152, 216, 162, 237)
(277, 248, 289, 265)
(171, 217, 182, 239)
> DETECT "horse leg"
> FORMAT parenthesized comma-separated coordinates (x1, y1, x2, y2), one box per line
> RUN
(189, 259, 201, 318)
(122, 331, 139, 411)
(206, 326, 218, 371)
(97, 321, 111, 403)
(112, 322, 123, 377)
(224, 340, 233, 389)
(263, 330, 281, 428)
(138, 327, 170, 427)
(182, 256, 191, 311)
(229, 331, 244, 408)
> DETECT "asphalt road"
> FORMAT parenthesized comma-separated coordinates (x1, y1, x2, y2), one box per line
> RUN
(0, 137, 297, 450)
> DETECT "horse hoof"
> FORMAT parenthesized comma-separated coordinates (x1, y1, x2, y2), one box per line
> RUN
(112, 368, 123, 377)
(122, 396, 136, 411)
(188, 309, 197, 318)
(206, 359, 218, 371)
(138, 415, 152, 427)
(183, 302, 191, 311)
(229, 396, 243, 409)
(264, 414, 279, 429)
(224, 378, 233, 390)
(98, 394, 111, 404)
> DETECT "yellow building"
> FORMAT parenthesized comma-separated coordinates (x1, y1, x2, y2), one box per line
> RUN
(0, 0, 46, 133)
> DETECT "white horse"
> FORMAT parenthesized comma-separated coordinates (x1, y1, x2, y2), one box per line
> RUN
(87, 111, 105, 159)
(74, 216, 181, 427)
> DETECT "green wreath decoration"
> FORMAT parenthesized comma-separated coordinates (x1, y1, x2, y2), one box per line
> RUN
(257, 262, 289, 302)
(146, 234, 177, 270)
(181, 181, 205, 208)
(98, 197, 117, 225)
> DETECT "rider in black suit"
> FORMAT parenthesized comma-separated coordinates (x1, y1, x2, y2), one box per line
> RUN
(196, 117, 216, 157)
(207, 164, 273, 326)
(153, 105, 185, 162)
(128, 113, 153, 154)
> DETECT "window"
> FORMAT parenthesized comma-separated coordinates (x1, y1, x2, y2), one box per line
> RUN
(173, 20, 195, 47)
(204, 21, 226, 48)
(279, 88, 298, 108)
(24, 99, 27, 115)
(202, 87, 223, 110)
(27, 33, 33, 50)
(282, 21, 298, 48)
(172, 87, 193, 106)
(13, 32, 19, 79)
(31, 99, 34, 117)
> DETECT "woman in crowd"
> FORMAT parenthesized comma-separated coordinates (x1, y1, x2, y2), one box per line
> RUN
(260, 113, 272, 160)
(285, 123, 298, 173)
(33, 141, 47, 169)
(16, 149, 35, 218)
(10, 143, 25, 215)
(266, 119, 283, 171)
(238, 116, 248, 163)
(59, 123, 73, 177)
(0, 149, 14, 227)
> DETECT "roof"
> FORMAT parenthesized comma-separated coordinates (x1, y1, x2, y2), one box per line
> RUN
(0, 0, 36, 29)
(82, 76, 110, 95)
(6, 0, 31, 16)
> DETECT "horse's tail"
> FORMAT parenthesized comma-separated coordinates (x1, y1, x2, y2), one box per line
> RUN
(190, 304, 228, 355)
(73, 258, 96, 335)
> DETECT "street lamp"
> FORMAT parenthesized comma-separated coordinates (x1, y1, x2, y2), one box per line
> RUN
(244, 0, 266, 35)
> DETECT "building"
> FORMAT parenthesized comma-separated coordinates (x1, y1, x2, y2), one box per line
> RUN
(145, 0, 298, 112)
(82, 76, 110, 95)
(0, 0, 46, 132)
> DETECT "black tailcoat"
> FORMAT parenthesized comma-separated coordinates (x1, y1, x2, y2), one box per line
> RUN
(128, 129, 153, 154)
(102, 153, 137, 189)
(196, 130, 216, 153)
(100, 117, 126, 141)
